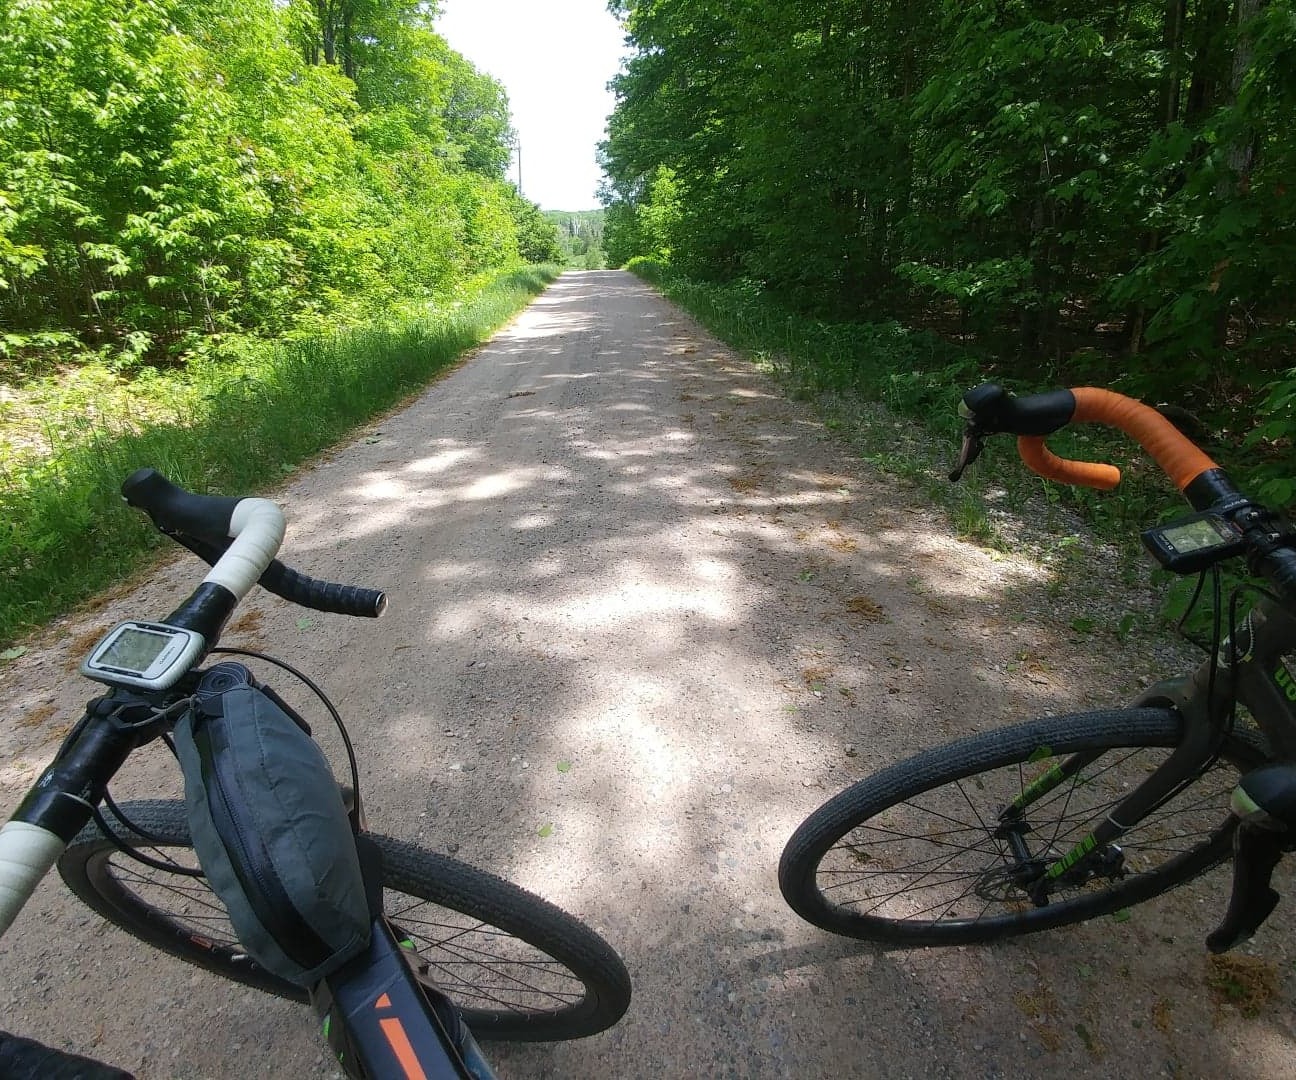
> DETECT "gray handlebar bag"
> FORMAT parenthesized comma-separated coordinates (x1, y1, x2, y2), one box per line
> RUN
(172, 663, 370, 987)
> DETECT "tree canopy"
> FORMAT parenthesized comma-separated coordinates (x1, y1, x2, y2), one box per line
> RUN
(600, 0, 1296, 397)
(0, 0, 558, 366)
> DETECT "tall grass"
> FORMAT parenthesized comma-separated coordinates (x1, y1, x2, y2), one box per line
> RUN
(0, 266, 558, 644)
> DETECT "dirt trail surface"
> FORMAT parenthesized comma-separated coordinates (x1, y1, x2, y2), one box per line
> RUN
(2, 269, 1294, 1078)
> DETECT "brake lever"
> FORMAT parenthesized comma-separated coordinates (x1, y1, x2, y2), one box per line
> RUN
(1206, 762, 1296, 953)
(949, 427, 985, 482)
(1206, 824, 1284, 953)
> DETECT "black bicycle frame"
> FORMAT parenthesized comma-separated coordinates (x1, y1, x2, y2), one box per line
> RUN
(9, 687, 489, 1080)
(11, 692, 163, 846)
(1003, 596, 1296, 883)
(313, 916, 481, 1080)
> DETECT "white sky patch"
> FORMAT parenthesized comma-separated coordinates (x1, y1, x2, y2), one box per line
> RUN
(435, 0, 630, 212)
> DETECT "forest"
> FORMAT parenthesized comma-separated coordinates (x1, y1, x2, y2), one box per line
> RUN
(0, 0, 575, 640)
(545, 209, 607, 267)
(599, 0, 1295, 487)
(0, 0, 561, 371)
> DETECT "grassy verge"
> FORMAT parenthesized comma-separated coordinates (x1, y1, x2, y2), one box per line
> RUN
(627, 259, 1195, 536)
(0, 265, 559, 645)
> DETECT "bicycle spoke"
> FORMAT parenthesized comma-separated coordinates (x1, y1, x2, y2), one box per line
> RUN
(835, 827, 1003, 860)
(94, 841, 590, 1020)
(810, 740, 1240, 927)
(385, 895, 583, 1012)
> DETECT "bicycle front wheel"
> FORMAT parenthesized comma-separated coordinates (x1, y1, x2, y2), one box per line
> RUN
(778, 708, 1268, 945)
(58, 801, 630, 1040)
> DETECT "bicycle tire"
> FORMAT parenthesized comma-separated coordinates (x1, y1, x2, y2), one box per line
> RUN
(778, 708, 1269, 945)
(58, 801, 631, 1041)
(0, 1030, 135, 1080)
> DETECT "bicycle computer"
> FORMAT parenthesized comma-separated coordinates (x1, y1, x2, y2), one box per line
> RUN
(1142, 512, 1246, 574)
(80, 621, 205, 691)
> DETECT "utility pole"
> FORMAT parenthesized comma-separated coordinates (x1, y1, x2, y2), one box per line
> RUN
(516, 142, 523, 196)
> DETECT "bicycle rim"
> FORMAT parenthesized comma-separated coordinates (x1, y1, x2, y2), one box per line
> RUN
(779, 709, 1266, 944)
(59, 801, 630, 1039)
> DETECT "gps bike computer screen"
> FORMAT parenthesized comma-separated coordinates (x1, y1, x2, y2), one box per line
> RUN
(100, 625, 173, 671)
(1161, 516, 1235, 554)
(1143, 512, 1246, 573)
(81, 621, 205, 691)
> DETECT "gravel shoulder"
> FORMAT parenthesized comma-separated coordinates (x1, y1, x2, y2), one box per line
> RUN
(1, 269, 1293, 1078)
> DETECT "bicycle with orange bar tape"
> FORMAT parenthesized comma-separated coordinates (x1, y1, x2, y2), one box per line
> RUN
(0, 470, 630, 1079)
(779, 383, 1296, 950)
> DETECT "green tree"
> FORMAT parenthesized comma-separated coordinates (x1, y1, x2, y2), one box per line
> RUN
(0, 0, 533, 366)
(602, 0, 1296, 392)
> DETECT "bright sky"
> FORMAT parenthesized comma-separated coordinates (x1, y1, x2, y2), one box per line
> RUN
(435, 1, 629, 212)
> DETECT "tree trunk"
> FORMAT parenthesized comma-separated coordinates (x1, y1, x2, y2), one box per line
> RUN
(316, 0, 337, 66)
(341, 7, 355, 81)
(1126, 0, 1188, 354)
(1211, 0, 1263, 352)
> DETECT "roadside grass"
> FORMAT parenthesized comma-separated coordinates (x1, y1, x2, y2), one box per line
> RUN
(626, 258, 1224, 569)
(0, 265, 559, 645)
(630, 259, 1296, 647)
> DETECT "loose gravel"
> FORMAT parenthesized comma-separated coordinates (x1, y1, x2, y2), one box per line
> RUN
(0, 270, 1292, 1079)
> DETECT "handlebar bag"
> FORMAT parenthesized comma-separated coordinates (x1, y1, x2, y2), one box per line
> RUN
(172, 663, 370, 987)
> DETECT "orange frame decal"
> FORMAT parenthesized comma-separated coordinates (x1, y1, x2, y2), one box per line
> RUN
(377, 1017, 429, 1080)
(374, 992, 429, 1080)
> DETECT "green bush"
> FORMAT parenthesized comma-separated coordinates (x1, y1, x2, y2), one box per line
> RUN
(0, 266, 558, 644)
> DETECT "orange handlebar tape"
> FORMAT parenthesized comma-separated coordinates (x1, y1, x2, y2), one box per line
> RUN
(1018, 436, 1121, 490)
(1071, 387, 1218, 490)
(1016, 387, 1219, 492)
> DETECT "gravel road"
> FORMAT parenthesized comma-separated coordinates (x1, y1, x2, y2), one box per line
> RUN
(1, 269, 1294, 1078)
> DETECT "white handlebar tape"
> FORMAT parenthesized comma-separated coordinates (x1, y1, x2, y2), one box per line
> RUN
(0, 821, 64, 937)
(202, 498, 286, 600)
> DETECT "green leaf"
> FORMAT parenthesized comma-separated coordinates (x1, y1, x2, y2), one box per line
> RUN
(1070, 617, 1095, 634)
(0, 646, 26, 661)
(1027, 745, 1053, 763)
(556, 760, 572, 773)
(296, 616, 314, 630)
(1112, 908, 1132, 924)
(537, 822, 554, 838)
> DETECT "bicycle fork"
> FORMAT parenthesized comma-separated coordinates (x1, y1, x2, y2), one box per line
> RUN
(307, 836, 496, 1080)
(994, 717, 1227, 906)
(993, 747, 1123, 904)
